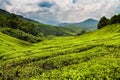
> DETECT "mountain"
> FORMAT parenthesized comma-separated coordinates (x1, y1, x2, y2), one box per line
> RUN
(1, 10, 120, 80)
(79, 19, 99, 28)
(0, 9, 82, 43)
(59, 18, 99, 31)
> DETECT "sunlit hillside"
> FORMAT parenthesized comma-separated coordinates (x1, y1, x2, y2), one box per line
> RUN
(0, 23, 120, 80)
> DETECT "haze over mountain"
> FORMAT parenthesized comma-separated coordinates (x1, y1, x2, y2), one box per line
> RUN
(59, 19, 99, 31)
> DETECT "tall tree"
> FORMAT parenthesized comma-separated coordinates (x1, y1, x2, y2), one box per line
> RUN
(98, 16, 109, 29)
(109, 15, 118, 24)
(117, 14, 120, 23)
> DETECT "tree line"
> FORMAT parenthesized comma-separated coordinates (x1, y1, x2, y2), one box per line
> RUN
(98, 14, 120, 29)
(0, 9, 44, 43)
(0, 9, 78, 43)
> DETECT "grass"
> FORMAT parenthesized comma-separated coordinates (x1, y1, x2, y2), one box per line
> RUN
(0, 24, 120, 80)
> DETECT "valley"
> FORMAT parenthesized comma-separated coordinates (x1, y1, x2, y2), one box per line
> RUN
(0, 8, 120, 80)
(0, 23, 120, 79)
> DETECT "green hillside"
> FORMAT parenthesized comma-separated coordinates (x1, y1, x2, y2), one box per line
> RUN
(0, 23, 120, 80)
(0, 9, 81, 43)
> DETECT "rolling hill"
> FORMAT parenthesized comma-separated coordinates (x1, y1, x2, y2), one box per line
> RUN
(0, 22, 120, 80)
(0, 9, 82, 43)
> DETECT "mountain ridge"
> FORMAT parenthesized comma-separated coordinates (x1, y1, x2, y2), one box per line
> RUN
(59, 18, 99, 31)
(0, 8, 84, 43)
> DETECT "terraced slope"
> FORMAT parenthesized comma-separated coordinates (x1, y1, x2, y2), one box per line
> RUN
(0, 24, 120, 80)
(0, 32, 32, 52)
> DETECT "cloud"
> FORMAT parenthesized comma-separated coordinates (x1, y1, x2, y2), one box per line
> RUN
(0, 0, 120, 25)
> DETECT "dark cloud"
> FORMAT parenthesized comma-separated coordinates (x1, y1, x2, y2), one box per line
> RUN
(72, 0, 77, 3)
(38, 2, 54, 8)
(5, 0, 12, 5)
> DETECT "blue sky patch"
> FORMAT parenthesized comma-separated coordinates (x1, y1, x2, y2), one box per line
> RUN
(72, 0, 77, 3)
(39, 2, 53, 8)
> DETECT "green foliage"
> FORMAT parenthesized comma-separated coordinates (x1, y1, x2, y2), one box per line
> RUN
(1, 28, 43, 43)
(0, 23, 120, 79)
(0, 9, 83, 43)
(98, 16, 109, 29)
(76, 29, 85, 36)
(98, 13, 120, 29)
(109, 15, 118, 24)
(117, 14, 120, 23)
(0, 9, 45, 43)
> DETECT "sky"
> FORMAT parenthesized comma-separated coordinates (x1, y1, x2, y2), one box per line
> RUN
(0, 0, 120, 25)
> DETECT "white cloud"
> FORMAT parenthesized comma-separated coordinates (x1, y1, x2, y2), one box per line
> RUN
(0, 0, 120, 24)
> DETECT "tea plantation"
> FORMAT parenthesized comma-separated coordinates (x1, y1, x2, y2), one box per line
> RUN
(0, 24, 120, 80)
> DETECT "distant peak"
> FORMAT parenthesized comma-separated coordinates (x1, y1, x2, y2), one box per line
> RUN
(82, 18, 98, 23)
(86, 18, 98, 21)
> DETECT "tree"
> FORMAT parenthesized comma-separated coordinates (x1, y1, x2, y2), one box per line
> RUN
(117, 14, 120, 23)
(109, 15, 118, 24)
(98, 16, 109, 29)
